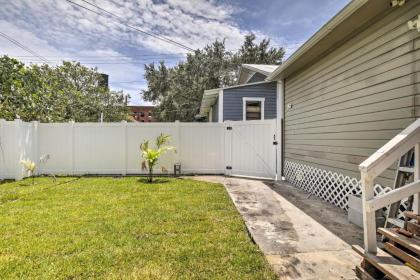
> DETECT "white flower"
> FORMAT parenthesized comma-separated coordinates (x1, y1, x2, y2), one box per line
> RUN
(20, 159, 36, 173)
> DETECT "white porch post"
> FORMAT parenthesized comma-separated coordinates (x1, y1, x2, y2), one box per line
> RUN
(414, 142, 420, 214)
(361, 172, 377, 253)
(276, 80, 284, 181)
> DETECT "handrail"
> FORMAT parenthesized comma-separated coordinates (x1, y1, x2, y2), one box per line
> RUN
(359, 118, 420, 254)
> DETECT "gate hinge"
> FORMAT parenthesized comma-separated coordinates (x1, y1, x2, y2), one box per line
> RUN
(226, 126, 232, 130)
(226, 166, 232, 170)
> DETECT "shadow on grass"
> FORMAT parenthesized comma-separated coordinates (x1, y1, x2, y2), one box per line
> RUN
(54, 177, 81, 186)
(137, 177, 171, 184)
(0, 179, 14, 185)
(15, 176, 81, 187)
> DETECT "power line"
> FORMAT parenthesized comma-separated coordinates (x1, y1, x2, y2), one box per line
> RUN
(16, 60, 181, 65)
(13, 54, 185, 58)
(65, 0, 194, 52)
(79, 0, 194, 52)
(16, 57, 184, 62)
(0, 32, 50, 64)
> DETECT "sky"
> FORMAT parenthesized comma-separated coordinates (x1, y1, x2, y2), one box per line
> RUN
(0, 0, 351, 105)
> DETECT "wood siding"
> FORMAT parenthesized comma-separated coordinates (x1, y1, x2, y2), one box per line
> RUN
(284, 1, 420, 187)
(223, 82, 277, 121)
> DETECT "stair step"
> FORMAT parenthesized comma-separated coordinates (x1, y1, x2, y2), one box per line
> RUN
(399, 166, 414, 173)
(387, 218, 404, 228)
(384, 242, 420, 271)
(405, 211, 420, 223)
(352, 245, 420, 280)
(378, 228, 420, 255)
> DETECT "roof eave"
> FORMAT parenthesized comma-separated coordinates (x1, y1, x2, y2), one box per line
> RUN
(266, 0, 384, 81)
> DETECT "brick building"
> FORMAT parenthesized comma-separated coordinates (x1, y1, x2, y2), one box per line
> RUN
(128, 106, 154, 122)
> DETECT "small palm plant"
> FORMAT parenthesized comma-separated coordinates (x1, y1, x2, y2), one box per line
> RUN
(140, 133, 175, 183)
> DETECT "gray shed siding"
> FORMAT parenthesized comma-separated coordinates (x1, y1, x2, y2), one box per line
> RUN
(211, 98, 219, 122)
(247, 72, 267, 83)
(284, 1, 420, 187)
(223, 82, 277, 121)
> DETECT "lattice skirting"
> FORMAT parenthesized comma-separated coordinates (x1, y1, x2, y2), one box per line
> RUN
(284, 161, 409, 217)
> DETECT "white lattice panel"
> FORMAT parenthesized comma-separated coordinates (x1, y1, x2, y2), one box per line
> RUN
(284, 161, 393, 211)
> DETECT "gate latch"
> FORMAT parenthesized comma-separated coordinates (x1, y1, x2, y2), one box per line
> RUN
(226, 166, 232, 170)
(273, 141, 278, 145)
(226, 126, 232, 130)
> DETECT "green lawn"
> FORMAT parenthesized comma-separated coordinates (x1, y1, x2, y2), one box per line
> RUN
(0, 177, 276, 280)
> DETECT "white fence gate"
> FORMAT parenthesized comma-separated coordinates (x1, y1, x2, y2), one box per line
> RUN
(225, 119, 277, 179)
(0, 119, 278, 180)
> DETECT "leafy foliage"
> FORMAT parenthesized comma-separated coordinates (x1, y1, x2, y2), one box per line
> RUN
(140, 133, 175, 182)
(0, 56, 129, 122)
(142, 34, 285, 121)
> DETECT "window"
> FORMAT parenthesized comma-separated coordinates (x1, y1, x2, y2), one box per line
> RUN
(140, 112, 145, 117)
(243, 97, 265, 121)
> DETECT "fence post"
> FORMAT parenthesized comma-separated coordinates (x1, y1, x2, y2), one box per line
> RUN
(31, 121, 39, 175)
(0, 119, 4, 180)
(14, 118, 23, 181)
(175, 120, 181, 173)
(122, 120, 127, 176)
(361, 172, 377, 254)
(69, 120, 75, 175)
(224, 121, 232, 176)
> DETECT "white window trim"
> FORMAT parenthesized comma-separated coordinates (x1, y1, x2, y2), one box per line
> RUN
(242, 97, 265, 121)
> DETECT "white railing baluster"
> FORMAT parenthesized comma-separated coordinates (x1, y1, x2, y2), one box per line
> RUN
(361, 172, 377, 254)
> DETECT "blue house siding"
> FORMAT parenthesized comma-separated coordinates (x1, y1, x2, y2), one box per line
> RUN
(247, 72, 267, 83)
(223, 82, 277, 121)
(211, 98, 219, 122)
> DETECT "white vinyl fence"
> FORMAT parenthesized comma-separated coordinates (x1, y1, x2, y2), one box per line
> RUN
(225, 120, 277, 179)
(0, 119, 277, 181)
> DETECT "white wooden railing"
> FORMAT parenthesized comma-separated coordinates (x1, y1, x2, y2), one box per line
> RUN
(359, 118, 420, 253)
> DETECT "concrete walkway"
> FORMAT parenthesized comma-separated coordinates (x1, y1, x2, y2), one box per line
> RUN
(192, 176, 361, 280)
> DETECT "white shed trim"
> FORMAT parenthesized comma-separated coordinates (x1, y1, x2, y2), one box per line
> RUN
(218, 90, 223, 123)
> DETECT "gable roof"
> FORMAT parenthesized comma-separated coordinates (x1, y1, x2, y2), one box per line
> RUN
(242, 64, 278, 75)
(238, 64, 278, 84)
(266, 0, 392, 81)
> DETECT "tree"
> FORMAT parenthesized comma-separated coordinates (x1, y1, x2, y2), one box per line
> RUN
(0, 56, 129, 122)
(141, 34, 284, 121)
(140, 133, 175, 183)
(232, 34, 284, 65)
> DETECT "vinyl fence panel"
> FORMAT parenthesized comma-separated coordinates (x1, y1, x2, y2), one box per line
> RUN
(0, 119, 278, 180)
